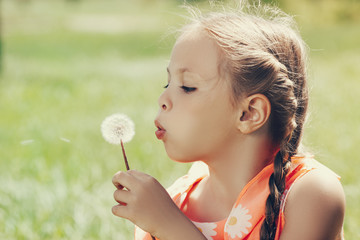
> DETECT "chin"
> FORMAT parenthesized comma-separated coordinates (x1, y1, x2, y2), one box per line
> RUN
(166, 150, 201, 164)
(163, 142, 203, 163)
(171, 157, 195, 164)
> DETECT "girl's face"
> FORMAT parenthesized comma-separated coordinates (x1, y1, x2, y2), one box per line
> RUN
(155, 30, 241, 163)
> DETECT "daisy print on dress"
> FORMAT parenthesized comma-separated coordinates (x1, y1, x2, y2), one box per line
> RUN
(225, 204, 252, 239)
(193, 222, 217, 240)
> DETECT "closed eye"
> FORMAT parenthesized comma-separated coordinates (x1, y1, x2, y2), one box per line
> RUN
(164, 84, 169, 89)
(181, 86, 197, 93)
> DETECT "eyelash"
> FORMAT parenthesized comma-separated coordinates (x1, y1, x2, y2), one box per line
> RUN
(181, 86, 197, 93)
(163, 84, 196, 93)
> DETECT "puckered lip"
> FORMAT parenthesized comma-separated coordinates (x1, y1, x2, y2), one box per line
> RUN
(154, 119, 165, 131)
(154, 119, 166, 140)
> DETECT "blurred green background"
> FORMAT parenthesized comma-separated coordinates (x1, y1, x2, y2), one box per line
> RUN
(0, 0, 359, 239)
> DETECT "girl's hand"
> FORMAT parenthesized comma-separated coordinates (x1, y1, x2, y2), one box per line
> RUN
(112, 170, 205, 239)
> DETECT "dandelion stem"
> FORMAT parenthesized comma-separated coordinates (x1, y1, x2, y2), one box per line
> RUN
(120, 139, 130, 171)
(121, 141, 155, 240)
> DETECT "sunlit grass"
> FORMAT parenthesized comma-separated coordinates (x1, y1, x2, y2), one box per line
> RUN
(0, 0, 359, 239)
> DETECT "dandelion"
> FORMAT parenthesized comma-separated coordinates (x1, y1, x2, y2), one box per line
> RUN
(102, 113, 155, 240)
(101, 113, 135, 170)
(101, 113, 135, 144)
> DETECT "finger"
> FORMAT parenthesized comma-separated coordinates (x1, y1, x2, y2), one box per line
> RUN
(112, 204, 131, 219)
(127, 169, 149, 178)
(112, 176, 124, 190)
(127, 170, 155, 185)
(113, 188, 132, 204)
(112, 171, 134, 190)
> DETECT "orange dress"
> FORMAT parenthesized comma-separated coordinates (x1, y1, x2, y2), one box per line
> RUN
(135, 157, 340, 240)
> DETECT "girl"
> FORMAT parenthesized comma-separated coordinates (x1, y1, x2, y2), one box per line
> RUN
(111, 3, 345, 240)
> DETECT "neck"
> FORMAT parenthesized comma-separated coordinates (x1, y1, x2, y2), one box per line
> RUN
(203, 135, 274, 205)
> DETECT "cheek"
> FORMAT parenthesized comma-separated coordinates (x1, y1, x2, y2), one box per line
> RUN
(163, 92, 236, 161)
(163, 114, 207, 161)
(173, 96, 234, 140)
(167, 113, 220, 160)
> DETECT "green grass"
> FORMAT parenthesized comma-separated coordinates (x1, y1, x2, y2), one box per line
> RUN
(0, 0, 359, 239)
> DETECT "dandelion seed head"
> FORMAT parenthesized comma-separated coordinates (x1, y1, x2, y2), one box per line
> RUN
(101, 113, 135, 144)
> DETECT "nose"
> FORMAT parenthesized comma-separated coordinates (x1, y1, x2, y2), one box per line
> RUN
(158, 89, 172, 112)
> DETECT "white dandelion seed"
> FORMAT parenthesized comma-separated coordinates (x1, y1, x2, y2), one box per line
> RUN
(20, 139, 35, 145)
(101, 113, 135, 144)
(59, 137, 71, 143)
(101, 113, 135, 170)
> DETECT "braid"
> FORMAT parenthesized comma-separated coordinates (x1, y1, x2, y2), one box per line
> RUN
(261, 151, 291, 240)
(260, 62, 299, 240)
(258, 31, 308, 239)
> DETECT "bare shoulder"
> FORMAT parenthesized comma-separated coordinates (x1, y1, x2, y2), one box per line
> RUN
(280, 168, 346, 240)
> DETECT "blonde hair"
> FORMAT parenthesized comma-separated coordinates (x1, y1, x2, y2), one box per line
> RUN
(180, 3, 309, 239)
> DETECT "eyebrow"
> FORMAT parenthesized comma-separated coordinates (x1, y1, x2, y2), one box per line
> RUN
(166, 67, 191, 75)
(167, 67, 208, 85)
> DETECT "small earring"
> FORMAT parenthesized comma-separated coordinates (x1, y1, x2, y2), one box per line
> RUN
(162, 104, 167, 110)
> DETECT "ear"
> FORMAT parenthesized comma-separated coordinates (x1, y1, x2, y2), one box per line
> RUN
(237, 94, 271, 134)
